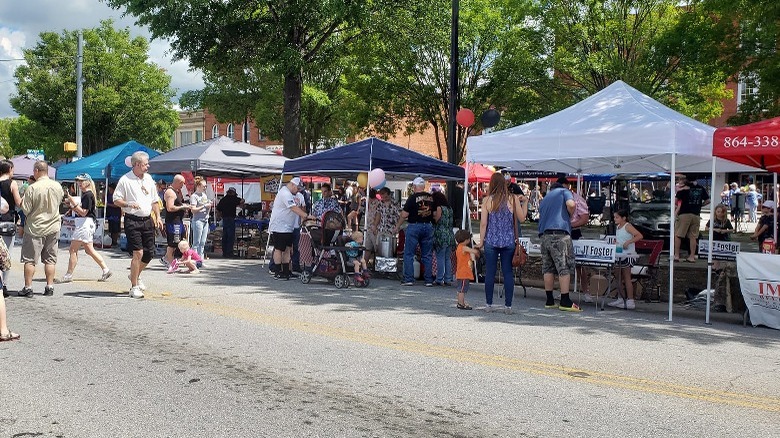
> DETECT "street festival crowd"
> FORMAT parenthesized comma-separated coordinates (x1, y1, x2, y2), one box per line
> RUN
(0, 151, 779, 342)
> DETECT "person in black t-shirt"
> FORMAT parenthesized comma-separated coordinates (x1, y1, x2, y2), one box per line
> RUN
(394, 177, 440, 286)
(216, 187, 244, 258)
(674, 176, 709, 262)
(60, 173, 112, 283)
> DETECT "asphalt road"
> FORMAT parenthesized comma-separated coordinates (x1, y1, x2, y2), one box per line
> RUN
(1, 245, 778, 437)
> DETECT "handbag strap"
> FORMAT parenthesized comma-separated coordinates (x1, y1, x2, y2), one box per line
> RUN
(512, 196, 518, 244)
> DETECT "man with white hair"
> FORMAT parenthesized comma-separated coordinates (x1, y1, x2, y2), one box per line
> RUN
(395, 177, 440, 287)
(113, 151, 163, 298)
(268, 177, 314, 280)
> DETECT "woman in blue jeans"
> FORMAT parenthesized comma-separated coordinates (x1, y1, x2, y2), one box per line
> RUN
(189, 177, 213, 258)
(476, 173, 527, 313)
(432, 190, 455, 286)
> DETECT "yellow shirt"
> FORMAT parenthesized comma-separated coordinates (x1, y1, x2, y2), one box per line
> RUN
(21, 176, 64, 237)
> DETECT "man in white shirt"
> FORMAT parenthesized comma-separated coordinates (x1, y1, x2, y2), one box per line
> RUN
(268, 177, 313, 280)
(112, 151, 163, 298)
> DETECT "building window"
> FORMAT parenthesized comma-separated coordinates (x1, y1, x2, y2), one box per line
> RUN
(227, 123, 234, 139)
(180, 131, 193, 146)
(211, 124, 219, 139)
(195, 129, 202, 143)
(243, 123, 250, 143)
(737, 73, 760, 109)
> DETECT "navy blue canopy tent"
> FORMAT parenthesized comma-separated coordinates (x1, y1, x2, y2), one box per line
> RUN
(56, 140, 162, 182)
(282, 137, 465, 181)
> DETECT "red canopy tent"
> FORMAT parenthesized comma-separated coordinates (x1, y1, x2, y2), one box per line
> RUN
(709, 117, 779, 324)
(461, 162, 495, 182)
(712, 116, 780, 171)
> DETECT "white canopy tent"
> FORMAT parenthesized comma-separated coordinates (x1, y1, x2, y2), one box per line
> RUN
(467, 80, 761, 321)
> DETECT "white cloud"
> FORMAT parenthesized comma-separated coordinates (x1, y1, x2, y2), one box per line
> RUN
(0, 0, 204, 118)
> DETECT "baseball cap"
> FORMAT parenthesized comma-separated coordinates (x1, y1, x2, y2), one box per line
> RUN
(762, 200, 776, 210)
(227, 187, 237, 194)
(289, 177, 302, 187)
(412, 177, 425, 186)
(74, 173, 92, 181)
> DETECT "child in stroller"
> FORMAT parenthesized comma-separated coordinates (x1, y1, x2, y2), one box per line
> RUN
(345, 231, 370, 285)
(299, 210, 370, 288)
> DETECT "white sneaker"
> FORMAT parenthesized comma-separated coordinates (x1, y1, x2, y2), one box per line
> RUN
(128, 275, 147, 291)
(484, 304, 493, 313)
(129, 286, 145, 299)
(607, 298, 625, 308)
(504, 306, 514, 315)
(58, 274, 73, 284)
(99, 270, 112, 282)
(582, 294, 594, 303)
(625, 299, 636, 310)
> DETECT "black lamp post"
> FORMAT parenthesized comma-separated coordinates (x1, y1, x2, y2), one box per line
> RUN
(446, 0, 460, 219)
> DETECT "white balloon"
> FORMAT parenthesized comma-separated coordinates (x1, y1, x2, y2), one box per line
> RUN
(368, 168, 385, 188)
(124, 156, 132, 167)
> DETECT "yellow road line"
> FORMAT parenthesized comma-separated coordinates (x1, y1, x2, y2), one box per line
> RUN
(151, 294, 780, 413)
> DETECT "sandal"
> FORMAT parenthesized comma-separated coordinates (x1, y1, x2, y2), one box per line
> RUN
(0, 332, 20, 342)
(456, 303, 473, 310)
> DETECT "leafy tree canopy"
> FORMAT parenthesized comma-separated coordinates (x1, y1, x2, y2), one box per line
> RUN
(10, 20, 179, 159)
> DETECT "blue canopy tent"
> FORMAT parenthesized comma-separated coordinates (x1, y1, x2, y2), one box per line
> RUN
(56, 140, 162, 182)
(282, 137, 465, 181)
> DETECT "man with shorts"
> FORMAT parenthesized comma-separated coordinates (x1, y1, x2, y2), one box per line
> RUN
(268, 177, 314, 280)
(674, 175, 709, 263)
(162, 174, 190, 266)
(19, 161, 62, 297)
(538, 178, 580, 311)
(113, 151, 163, 299)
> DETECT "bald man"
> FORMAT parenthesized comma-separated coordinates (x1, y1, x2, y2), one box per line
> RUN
(163, 174, 191, 266)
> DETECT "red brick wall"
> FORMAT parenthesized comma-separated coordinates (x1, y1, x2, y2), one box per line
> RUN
(203, 112, 277, 147)
(710, 81, 738, 127)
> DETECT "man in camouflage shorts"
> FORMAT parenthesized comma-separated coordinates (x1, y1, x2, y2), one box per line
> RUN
(538, 178, 580, 312)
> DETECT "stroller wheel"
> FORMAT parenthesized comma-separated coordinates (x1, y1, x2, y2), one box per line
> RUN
(358, 277, 370, 288)
(300, 269, 312, 284)
(334, 274, 349, 289)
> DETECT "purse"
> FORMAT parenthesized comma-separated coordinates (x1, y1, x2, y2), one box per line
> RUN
(0, 235, 10, 271)
(0, 222, 16, 236)
(511, 197, 527, 267)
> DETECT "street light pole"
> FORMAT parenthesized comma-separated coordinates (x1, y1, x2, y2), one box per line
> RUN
(446, 0, 460, 204)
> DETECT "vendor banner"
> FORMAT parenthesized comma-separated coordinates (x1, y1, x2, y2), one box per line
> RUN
(698, 240, 740, 261)
(737, 253, 780, 330)
(574, 239, 616, 267)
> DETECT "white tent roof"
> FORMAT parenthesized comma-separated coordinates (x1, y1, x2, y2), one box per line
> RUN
(150, 136, 286, 177)
(467, 81, 759, 173)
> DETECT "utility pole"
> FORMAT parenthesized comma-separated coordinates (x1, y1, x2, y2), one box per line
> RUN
(76, 31, 84, 159)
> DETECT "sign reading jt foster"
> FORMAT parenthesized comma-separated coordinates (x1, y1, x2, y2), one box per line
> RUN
(573, 239, 617, 267)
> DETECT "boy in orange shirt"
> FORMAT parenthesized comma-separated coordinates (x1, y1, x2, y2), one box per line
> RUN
(454, 230, 480, 310)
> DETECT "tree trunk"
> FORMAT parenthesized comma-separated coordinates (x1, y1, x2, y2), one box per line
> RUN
(283, 70, 303, 158)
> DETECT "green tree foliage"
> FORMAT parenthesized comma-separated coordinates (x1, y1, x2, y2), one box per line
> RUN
(10, 20, 178, 159)
(537, 0, 733, 122)
(106, 0, 383, 158)
(0, 118, 13, 158)
(351, 0, 550, 163)
(699, 0, 780, 123)
(7, 116, 61, 161)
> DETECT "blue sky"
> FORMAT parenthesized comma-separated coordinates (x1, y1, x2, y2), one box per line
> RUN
(0, 0, 204, 118)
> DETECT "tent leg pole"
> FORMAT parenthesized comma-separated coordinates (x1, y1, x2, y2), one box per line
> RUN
(668, 154, 676, 322)
(706, 158, 717, 325)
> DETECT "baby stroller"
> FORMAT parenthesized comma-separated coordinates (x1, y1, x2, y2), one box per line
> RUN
(299, 210, 369, 288)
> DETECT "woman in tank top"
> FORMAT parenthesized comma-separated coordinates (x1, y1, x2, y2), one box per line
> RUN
(59, 174, 112, 283)
(476, 173, 527, 313)
(0, 160, 21, 297)
(608, 209, 643, 310)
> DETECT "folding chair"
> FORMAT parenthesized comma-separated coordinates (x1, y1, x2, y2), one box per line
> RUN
(631, 239, 663, 302)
